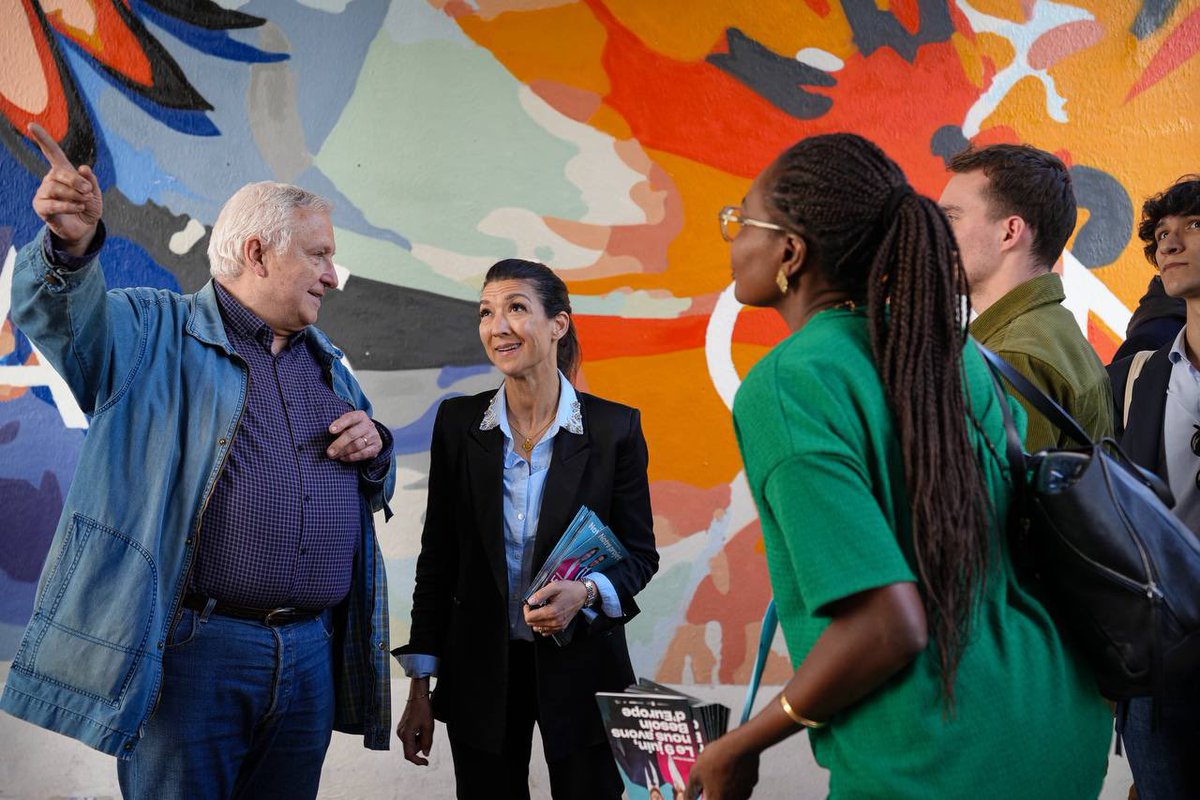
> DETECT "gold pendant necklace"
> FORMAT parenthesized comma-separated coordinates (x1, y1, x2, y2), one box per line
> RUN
(509, 414, 555, 456)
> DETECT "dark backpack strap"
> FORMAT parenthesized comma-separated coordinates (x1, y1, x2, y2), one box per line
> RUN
(976, 343, 1030, 509)
(976, 345, 1095, 448)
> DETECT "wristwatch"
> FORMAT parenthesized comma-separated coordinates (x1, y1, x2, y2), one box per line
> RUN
(581, 577, 598, 609)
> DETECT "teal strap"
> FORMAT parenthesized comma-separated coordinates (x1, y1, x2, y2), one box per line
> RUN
(740, 599, 778, 725)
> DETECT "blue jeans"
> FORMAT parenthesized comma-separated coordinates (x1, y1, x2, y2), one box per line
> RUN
(117, 607, 336, 800)
(1121, 689, 1200, 800)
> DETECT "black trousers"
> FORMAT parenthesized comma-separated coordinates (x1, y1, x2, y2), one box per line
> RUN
(447, 640, 623, 800)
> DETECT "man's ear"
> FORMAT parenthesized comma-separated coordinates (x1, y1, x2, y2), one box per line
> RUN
(999, 215, 1028, 254)
(243, 236, 269, 278)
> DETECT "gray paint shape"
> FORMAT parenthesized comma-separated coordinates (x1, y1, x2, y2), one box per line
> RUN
(316, 277, 487, 370)
(930, 125, 970, 167)
(249, 24, 314, 182)
(707, 29, 835, 120)
(1070, 165, 1134, 269)
(1131, 0, 1180, 39)
(843, 0, 954, 62)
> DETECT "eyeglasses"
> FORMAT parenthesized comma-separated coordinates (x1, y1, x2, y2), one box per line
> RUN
(718, 205, 791, 242)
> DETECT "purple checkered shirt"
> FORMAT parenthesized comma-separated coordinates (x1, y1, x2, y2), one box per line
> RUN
(190, 282, 391, 609)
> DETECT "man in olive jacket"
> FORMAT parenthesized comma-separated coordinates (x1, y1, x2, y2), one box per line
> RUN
(939, 144, 1112, 450)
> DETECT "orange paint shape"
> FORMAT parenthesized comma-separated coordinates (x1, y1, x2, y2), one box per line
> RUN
(455, 2, 610, 96)
(1087, 312, 1121, 366)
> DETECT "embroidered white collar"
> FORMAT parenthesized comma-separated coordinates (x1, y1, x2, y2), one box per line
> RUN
(480, 371, 583, 436)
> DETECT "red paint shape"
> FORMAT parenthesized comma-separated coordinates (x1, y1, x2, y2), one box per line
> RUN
(2, 0, 70, 143)
(1054, 148, 1074, 168)
(971, 125, 1020, 147)
(573, 314, 708, 360)
(650, 481, 732, 538)
(46, 2, 154, 86)
(573, 306, 787, 362)
(1027, 20, 1104, 70)
(584, 0, 979, 187)
(1127, 8, 1200, 101)
(686, 520, 773, 683)
(443, 1, 474, 19)
(733, 307, 790, 348)
(804, 0, 831, 17)
(1087, 313, 1120, 365)
(889, 0, 923, 37)
(529, 79, 602, 122)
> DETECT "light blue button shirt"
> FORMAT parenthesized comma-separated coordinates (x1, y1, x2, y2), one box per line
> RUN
(398, 374, 620, 679)
(1163, 330, 1200, 532)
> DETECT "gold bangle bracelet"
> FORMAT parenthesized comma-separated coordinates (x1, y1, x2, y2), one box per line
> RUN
(779, 694, 827, 729)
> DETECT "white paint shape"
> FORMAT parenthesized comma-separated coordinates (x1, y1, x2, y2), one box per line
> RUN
(333, 262, 350, 290)
(1061, 250, 1133, 337)
(516, 86, 646, 225)
(296, 0, 352, 11)
(705, 283, 745, 411)
(0, 246, 89, 429)
(476, 207, 605, 268)
(956, 0, 1093, 136)
(796, 47, 844, 72)
(409, 242, 498, 283)
(167, 218, 206, 255)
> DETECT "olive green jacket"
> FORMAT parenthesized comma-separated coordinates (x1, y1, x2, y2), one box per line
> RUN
(970, 272, 1113, 452)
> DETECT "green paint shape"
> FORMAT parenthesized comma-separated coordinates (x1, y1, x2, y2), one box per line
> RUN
(315, 36, 585, 272)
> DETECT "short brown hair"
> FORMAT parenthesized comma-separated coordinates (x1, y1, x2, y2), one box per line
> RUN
(949, 144, 1076, 269)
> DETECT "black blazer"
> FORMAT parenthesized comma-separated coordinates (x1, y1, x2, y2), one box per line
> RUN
(395, 389, 659, 761)
(1108, 345, 1172, 476)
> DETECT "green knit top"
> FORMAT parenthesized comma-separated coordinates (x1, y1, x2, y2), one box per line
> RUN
(733, 308, 1110, 799)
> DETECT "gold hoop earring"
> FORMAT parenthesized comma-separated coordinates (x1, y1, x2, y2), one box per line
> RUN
(776, 269, 790, 295)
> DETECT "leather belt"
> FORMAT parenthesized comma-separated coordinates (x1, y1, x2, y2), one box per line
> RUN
(182, 593, 322, 626)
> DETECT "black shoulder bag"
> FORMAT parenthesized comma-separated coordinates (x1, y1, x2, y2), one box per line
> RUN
(979, 344, 1200, 701)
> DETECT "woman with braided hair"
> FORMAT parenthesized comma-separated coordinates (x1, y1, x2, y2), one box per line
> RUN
(685, 134, 1110, 799)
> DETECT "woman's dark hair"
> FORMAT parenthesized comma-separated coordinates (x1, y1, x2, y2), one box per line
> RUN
(766, 133, 992, 705)
(1138, 175, 1200, 265)
(483, 259, 581, 380)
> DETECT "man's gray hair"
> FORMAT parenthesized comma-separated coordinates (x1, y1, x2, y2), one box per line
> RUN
(207, 182, 333, 280)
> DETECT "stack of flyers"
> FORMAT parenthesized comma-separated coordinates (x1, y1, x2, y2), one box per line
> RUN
(524, 506, 629, 646)
(595, 680, 730, 799)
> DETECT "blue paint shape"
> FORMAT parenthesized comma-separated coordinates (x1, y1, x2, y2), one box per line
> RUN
(297, 165, 411, 250)
(135, 1, 290, 64)
(0, 421, 18, 445)
(392, 394, 462, 455)
(437, 364, 495, 389)
(0, 472, 62, 583)
(101, 236, 182, 291)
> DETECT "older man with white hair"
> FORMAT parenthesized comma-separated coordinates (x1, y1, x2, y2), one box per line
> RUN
(1, 125, 395, 800)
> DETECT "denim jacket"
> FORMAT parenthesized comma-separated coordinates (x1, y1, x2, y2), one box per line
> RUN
(0, 230, 395, 757)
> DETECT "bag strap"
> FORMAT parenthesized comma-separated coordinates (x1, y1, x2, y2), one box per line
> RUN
(976, 344, 1030, 507)
(976, 345, 1095, 448)
(1123, 349, 1155, 428)
(740, 599, 778, 725)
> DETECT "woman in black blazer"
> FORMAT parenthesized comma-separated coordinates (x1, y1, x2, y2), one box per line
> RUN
(393, 258, 659, 799)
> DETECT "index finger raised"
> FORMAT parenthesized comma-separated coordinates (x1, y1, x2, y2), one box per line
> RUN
(27, 123, 74, 170)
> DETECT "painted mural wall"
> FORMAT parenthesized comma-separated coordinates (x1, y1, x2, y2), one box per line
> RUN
(1, 0, 1197, 687)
